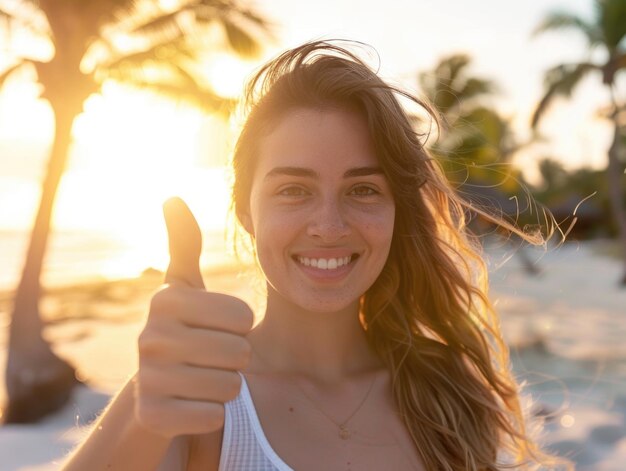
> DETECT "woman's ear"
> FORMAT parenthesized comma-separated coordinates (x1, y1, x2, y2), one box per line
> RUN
(237, 209, 254, 236)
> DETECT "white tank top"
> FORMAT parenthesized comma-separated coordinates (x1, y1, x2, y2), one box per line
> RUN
(218, 373, 294, 471)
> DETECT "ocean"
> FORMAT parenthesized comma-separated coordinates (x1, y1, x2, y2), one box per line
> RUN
(0, 228, 234, 292)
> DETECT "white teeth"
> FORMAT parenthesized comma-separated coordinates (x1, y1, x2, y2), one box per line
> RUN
(297, 255, 353, 270)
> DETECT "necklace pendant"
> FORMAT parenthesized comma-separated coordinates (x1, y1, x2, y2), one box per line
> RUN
(339, 425, 351, 440)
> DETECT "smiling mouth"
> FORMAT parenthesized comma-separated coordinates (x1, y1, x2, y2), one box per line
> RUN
(293, 254, 359, 270)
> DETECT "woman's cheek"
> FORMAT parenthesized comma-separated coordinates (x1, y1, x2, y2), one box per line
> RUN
(353, 207, 395, 238)
(260, 206, 304, 232)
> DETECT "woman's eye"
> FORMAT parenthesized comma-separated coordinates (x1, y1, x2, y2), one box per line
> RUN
(278, 186, 308, 197)
(349, 186, 378, 197)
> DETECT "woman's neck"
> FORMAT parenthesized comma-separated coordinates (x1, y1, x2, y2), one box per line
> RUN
(246, 288, 383, 384)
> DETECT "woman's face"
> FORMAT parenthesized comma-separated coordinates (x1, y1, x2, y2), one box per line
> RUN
(243, 107, 395, 313)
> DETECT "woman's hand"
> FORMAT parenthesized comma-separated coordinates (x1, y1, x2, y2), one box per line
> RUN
(135, 197, 254, 438)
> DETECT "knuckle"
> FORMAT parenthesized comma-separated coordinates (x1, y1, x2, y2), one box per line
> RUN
(201, 293, 254, 333)
(150, 286, 182, 314)
(222, 372, 243, 400)
(149, 288, 169, 313)
(233, 300, 255, 332)
(137, 331, 164, 360)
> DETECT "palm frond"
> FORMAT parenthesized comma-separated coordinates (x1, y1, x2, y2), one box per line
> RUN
(532, 62, 598, 128)
(195, 1, 274, 41)
(436, 54, 471, 84)
(124, 1, 228, 38)
(417, 71, 437, 101)
(104, 59, 178, 88)
(119, 77, 236, 116)
(95, 0, 187, 67)
(89, 0, 269, 117)
(231, 6, 273, 31)
(597, 0, 626, 50)
(0, 0, 49, 38)
(219, 15, 261, 57)
(98, 35, 197, 74)
(108, 0, 163, 34)
(0, 59, 27, 88)
(111, 0, 268, 58)
(129, 8, 183, 36)
(193, 0, 272, 57)
(102, 52, 223, 109)
(126, 7, 189, 45)
(420, 55, 494, 118)
(100, 5, 184, 62)
(533, 11, 602, 46)
(458, 77, 496, 101)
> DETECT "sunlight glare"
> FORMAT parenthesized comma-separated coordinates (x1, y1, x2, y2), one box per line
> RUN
(52, 166, 232, 278)
(71, 81, 201, 170)
(207, 54, 256, 98)
(560, 414, 575, 428)
(2, 20, 54, 63)
(0, 73, 51, 142)
(159, 0, 181, 11)
(51, 80, 234, 278)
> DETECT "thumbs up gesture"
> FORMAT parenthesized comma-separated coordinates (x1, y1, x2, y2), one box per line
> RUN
(134, 198, 254, 438)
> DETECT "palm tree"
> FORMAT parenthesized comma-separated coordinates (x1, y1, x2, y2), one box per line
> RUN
(531, 0, 626, 284)
(0, 0, 269, 423)
(419, 54, 524, 193)
(419, 54, 542, 274)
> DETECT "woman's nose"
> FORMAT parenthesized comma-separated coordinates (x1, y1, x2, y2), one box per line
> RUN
(306, 199, 350, 242)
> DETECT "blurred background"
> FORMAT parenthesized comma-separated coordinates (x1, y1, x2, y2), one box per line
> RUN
(0, 0, 625, 469)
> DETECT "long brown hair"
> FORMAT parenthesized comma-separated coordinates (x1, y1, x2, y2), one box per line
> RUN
(231, 40, 568, 470)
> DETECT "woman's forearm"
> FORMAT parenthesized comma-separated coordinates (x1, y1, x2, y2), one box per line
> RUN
(62, 375, 180, 471)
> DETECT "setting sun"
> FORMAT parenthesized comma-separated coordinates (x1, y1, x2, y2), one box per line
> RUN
(53, 81, 236, 277)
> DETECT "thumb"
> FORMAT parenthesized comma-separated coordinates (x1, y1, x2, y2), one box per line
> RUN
(163, 197, 206, 290)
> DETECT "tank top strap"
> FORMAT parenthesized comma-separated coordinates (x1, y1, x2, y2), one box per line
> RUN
(218, 372, 294, 471)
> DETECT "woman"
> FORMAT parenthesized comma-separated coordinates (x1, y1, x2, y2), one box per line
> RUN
(64, 41, 565, 470)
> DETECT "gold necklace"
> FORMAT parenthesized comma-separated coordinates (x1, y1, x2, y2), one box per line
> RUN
(249, 345, 378, 439)
(291, 373, 378, 440)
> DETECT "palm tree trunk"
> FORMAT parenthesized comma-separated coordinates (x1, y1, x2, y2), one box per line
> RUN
(3, 103, 80, 423)
(606, 116, 626, 285)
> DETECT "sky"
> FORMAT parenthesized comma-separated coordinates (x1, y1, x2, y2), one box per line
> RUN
(0, 0, 621, 236)
(255, 0, 615, 174)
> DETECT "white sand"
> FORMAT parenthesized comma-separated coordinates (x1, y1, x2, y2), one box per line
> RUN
(1, 240, 625, 470)
(488, 240, 626, 470)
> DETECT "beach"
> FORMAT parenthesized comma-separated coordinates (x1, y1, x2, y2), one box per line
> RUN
(1, 239, 625, 470)
(487, 239, 626, 470)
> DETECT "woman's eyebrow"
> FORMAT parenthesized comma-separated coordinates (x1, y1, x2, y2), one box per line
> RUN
(264, 166, 383, 180)
(343, 166, 383, 178)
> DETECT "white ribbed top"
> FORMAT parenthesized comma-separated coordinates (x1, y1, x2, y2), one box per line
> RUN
(218, 373, 294, 471)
